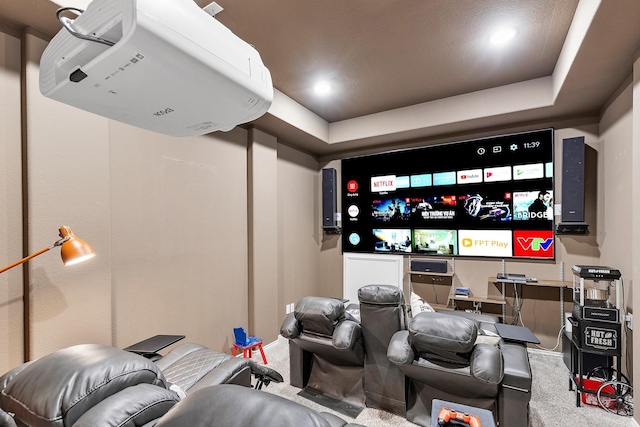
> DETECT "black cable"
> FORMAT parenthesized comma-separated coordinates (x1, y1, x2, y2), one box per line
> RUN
(56, 7, 115, 47)
(620, 277, 631, 383)
(510, 282, 524, 325)
(510, 283, 517, 323)
(514, 283, 525, 326)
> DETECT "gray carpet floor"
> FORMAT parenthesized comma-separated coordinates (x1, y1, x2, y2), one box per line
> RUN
(252, 336, 633, 427)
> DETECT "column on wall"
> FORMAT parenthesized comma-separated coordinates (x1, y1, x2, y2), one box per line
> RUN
(632, 56, 640, 425)
(0, 28, 24, 372)
(247, 128, 279, 342)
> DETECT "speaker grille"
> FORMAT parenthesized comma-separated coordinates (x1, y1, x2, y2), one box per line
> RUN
(561, 137, 585, 222)
(322, 168, 337, 227)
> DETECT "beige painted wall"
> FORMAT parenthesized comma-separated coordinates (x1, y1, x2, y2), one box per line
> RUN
(632, 58, 640, 426)
(109, 123, 250, 352)
(599, 82, 633, 311)
(0, 28, 24, 372)
(277, 145, 335, 314)
(24, 32, 112, 360)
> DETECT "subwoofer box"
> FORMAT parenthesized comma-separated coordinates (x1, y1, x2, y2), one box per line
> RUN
(410, 259, 447, 273)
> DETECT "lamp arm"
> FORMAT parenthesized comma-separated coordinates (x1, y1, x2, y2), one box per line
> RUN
(0, 236, 69, 275)
(0, 247, 51, 274)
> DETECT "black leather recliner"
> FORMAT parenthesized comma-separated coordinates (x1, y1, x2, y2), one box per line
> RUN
(0, 343, 362, 427)
(388, 311, 532, 427)
(357, 284, 407, 416)
(425, 310, 533, 427)
(0, 344, 177, 427)
(280, 296, 365, 408)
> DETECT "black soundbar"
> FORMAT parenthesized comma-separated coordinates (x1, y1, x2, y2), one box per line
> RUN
(411, 259, 448, 273)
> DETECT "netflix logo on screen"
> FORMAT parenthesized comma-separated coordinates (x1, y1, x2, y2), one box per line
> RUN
(513, 230, 554, 259)
(371, 175, 396, 192)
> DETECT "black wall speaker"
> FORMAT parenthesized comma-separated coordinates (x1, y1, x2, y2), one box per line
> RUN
(322, 168, 341, 233)
(557, 136, 589, 234)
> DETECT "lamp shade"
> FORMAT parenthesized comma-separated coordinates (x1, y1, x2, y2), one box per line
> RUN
(58, 226, 96, 266)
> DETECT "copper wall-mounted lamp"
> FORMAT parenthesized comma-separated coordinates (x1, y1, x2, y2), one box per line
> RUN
(0, 225, 95, 274)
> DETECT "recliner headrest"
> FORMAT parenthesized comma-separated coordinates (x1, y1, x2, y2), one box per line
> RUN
(409, 312, 478, 362)
(154, 384, 341, 427)
(294, 297, 345, 337)
(0, 344, 168, 427)
(358, 284, 405, 305)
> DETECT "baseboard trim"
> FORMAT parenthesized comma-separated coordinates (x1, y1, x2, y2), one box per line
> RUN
(263, 338, 280, 350)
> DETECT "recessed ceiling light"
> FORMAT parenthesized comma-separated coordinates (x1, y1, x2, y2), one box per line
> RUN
(490, 27, 517, 45)
(313, 81, 332, 95)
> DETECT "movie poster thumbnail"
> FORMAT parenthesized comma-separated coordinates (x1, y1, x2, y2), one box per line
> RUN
(413, 229, 458, 255)
(409, 195, 457, 221)
(371, 198, 411, 222)
(513, 190, 553, 221)
(372, 229, 412, 253)
(458, 192, 512, 222)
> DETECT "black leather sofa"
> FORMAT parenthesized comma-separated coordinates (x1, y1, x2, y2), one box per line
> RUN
(0, 343, 363, 427)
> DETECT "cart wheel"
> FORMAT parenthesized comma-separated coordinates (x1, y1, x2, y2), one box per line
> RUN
(587, 366, 630, 385)
(597, 380, 633, 417)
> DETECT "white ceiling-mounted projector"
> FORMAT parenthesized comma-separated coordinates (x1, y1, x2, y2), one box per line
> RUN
(39, 0, 273, 137)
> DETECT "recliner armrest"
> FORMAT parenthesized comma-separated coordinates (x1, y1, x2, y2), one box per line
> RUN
(183, 358, 253, 393)
(332, 320, 361, 350)
(470, 343, 504, 385)
(279, 313, 301, 339)
(501, 343, 532, 391)
(184, 358, 283, 394)
(387, 330, 414, 365)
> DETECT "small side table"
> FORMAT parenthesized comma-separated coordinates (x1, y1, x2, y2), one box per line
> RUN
(495, 323, 540, 345)
(431, 399, 496, 427)
(123, 334, 185, 360)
